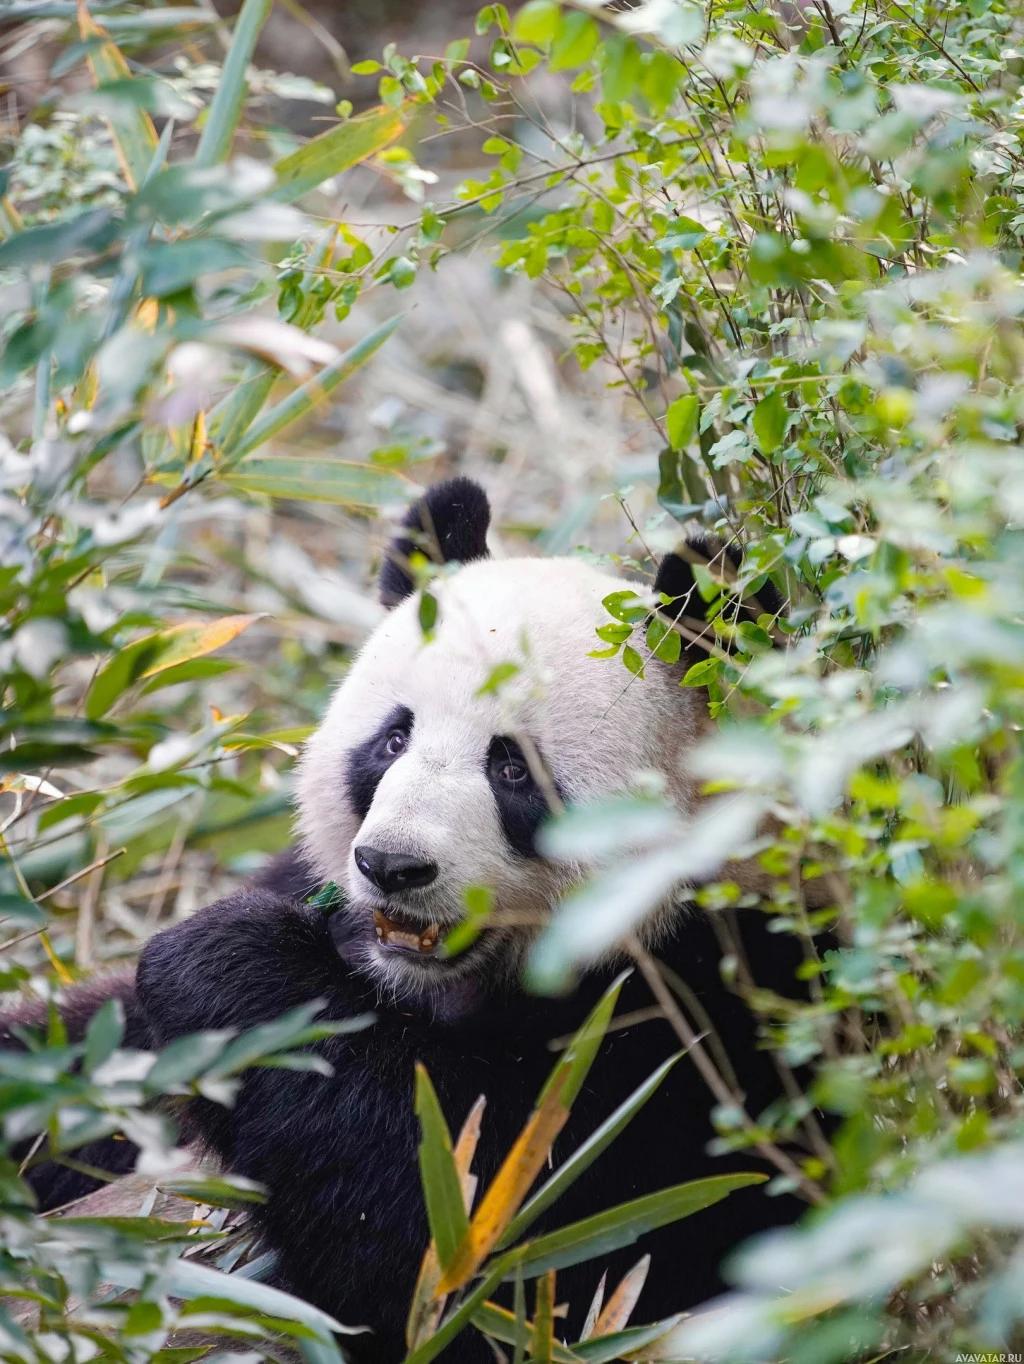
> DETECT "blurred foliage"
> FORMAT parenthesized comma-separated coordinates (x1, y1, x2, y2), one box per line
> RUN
(350, 0, 1024, 1355)
(5, 0, 1024, 1358)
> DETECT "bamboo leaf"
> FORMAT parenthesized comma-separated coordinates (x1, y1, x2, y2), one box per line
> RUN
(439, 975, 627, 1295)
(77, 1, 157, 191)
(573, 1315, 685, 1364)
(273, 106, 406, 203)
(415, 1064, 470, 1272)
(593, 1255, 650, 1337)
(470, 1301, 579, 1364)
(510, 1173, 768, 1280)
(224, 314, 403, 460)
(436, 1074, 572, 1295)
(223, 457, 409, 507)
(532, 1270, 556, 1364)
(194, 0, 273, 167)
(402, 1256, 508, 1364)
(406, 1095, 486, 1351)
(139, 614, 261, 678)
(537, 969, 630, 1109)
(499, 1053, 681, 1248)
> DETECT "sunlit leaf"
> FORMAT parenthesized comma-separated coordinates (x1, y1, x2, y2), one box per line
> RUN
(273, 106, 406, 203)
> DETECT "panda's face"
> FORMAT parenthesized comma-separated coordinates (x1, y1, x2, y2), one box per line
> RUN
(296, 554, 706, 1001)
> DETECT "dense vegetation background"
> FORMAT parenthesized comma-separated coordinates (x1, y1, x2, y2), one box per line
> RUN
(1, 0, 1024, 1358)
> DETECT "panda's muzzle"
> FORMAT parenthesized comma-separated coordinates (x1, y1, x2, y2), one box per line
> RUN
(355, 845, 445, 955)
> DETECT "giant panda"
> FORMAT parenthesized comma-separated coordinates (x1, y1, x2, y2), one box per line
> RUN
(10, 478, 815, 1362)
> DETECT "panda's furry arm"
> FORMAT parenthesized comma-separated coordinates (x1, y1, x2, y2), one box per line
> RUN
(136, 888, 358, 1040)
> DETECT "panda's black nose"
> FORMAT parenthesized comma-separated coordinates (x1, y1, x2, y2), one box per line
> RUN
(354, 846, 438, 894)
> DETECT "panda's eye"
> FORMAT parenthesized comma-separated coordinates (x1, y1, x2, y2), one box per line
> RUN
(497, 759, 528, 784)
(384, 729, 407, 758)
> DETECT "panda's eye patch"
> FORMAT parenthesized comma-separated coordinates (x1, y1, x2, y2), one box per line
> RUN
(488, 737, 532, 787)
(485, 735, 559, 859)
(345, 706, 414, 821)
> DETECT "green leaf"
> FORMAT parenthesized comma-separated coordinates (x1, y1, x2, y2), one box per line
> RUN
(572, 1316, 685, 1363)
(660, 215, 708, 250)
(273, 106, 406, 203)
(601, 591, 648, 624)
(501, 1054, 681, 1247)
(680, 657, 721, 687)
(511, 1173, 767, 1278)
(646, 617, 681, 664)
(419, 589, 439, 636)
(622, 645, 645, 678)
(85, 638, 162, 719)
(194, 0, 274, 167)
(79, 6, 157, 190)
(404, 1261, 508, 1364)
(225, 315, 404, 459)
(0, 209, 116, 270)
(139, 239, 248, 297)
(141, 1259, 359, 1340)
(83, 997, 125, 1074)
(536, 971, 628, 1111)
(751, 390, 788, 454)
(550, 12, 599, 70)
(512, 0, 560, 44)
(666, 394, 699, 450)
(415, 1063, 470, 1270)
(476, 662, 520, 695)
(470, 1301, 578, 1364)
(225, 458, 408, 507)
(595, 622, 632, 645)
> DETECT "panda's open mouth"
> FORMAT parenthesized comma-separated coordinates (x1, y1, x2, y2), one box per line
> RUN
(373, 908, 444, 955)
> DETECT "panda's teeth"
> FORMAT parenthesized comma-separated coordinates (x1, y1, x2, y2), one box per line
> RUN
(373, 909, 442, 955)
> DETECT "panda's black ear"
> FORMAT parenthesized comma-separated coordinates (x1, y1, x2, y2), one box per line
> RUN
(379, 477, 491, 608)
(653, 529, 785, 657)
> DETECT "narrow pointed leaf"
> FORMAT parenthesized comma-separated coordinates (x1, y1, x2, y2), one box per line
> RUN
(439, 975, 627, 1295)
(415, 1064, 470, 1272)
(225, 314, 403, 460)
(537, 969, 630, 1109)
(223, 457, 409, 507)
(403, 1259, 508, 1364)
(500, 1053, 681, 1248)
(532, 1271, 556, 1364)
(406, 1095, 486, 1351)
(78, 1, 157, 191)
(194, 0, 273, 166)
(594, 1255, 650, 1336)
(508, 1173, 767, 1280)
(573, 1315, 685, 1364)
(139, 615, 261, 678)
(273, 106, 406, 203)
(470, 1301, 580, 1364)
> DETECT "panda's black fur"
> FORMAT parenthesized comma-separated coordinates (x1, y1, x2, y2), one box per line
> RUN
(6, 481, 813, 1363)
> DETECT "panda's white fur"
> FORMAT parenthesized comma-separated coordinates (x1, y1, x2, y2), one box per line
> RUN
(297, 553, 709, 997)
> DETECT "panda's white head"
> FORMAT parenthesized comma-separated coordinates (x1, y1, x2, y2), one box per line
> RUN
(296, 479, 776, 1003)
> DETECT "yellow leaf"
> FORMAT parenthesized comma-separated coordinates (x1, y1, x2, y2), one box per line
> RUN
(594, 1255, 650, 1336)
(437, 1073, 569, 1294)
(140, 615, 261, 678)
